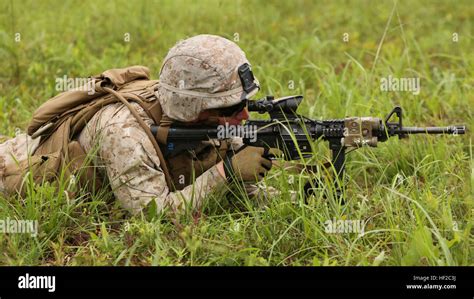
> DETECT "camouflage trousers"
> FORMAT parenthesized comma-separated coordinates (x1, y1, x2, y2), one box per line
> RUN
(0, 133, 40, 195)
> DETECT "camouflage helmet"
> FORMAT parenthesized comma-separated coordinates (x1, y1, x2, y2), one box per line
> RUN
(155, 34, 259, 122)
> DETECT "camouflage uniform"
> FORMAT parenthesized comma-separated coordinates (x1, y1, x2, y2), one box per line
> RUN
(76, 101, 230, 215)
(0, 133, 40, 194)
(0, 35, 279, 215)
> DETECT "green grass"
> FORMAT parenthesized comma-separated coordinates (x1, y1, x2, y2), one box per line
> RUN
(0, 0, 472, 266)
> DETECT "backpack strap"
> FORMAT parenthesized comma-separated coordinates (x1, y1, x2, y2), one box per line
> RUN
(123, 92, 171, 146)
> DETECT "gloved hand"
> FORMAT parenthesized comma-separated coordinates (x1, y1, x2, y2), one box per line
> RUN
(223, 145, 273, 182)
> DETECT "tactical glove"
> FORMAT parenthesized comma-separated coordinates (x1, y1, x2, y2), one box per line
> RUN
(223, 145, 272, 182)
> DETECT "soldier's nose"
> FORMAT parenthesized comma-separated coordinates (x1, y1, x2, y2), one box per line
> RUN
(236, 108, 249, 121)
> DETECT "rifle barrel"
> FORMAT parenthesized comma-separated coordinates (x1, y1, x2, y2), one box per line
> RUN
(397, 125, 466, 135)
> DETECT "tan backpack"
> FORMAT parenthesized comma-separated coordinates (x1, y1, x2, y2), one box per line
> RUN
(4, 66, 173, 195)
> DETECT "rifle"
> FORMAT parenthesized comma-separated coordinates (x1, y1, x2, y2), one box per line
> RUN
(151, 95, 466, 200)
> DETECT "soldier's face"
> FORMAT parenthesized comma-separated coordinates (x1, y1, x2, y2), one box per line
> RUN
(217, 107, 249, 126)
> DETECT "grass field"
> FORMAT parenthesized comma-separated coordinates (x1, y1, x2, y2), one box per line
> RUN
(0, 0, 472, 266)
